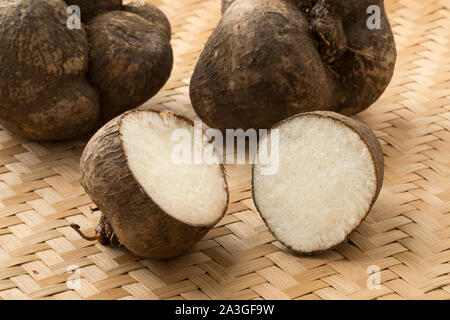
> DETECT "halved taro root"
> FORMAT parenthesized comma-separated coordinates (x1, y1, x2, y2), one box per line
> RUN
(252, 111, 384, 254)
(77, 110, 229, 259)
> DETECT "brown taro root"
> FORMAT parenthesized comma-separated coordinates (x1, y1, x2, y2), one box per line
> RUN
(252, 111, 384, 253)
(78, 110, 229, 259)
(0, 0, 173, 141)
(190, 0, 397, 131)
(122, 1, 172, 41)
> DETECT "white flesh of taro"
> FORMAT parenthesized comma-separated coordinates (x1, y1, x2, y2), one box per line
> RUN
(253, 115, 378, 253)
(121, 111, 228, 226)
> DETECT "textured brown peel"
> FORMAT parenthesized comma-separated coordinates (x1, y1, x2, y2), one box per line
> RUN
(0, 0, 173, 141)
(190, 0, 397, 131)
(80, 110, 229, 259)
(87, 10, 174, 125)
(0, 0, 100, 140)
(252, 111, 384, 255)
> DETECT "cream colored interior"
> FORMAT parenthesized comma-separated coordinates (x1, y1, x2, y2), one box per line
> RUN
(253, 115, 377, 252)
(121, 111, 228, 226)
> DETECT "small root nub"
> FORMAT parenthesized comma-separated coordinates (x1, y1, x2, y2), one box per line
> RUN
(70, 223, 102, 241)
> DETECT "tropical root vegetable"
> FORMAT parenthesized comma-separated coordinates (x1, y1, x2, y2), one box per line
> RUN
(78, 110, 229, 259)
(252, 112, 384, 253)
(87, 9, 173, 124)
(191, 0, 396, 131)
(0, 0, 173, 140)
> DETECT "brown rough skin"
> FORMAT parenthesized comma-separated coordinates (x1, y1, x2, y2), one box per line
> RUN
(0, 0, 173, 140)
(122, 2, 172, 41)
(190, 0, 397, 131)
(0, 0, 100, 141)
(221, 0, 234, 14)
(80, 110, 229, 259)
(252, 111, 384, 255)
(87, 10, 174, 124)
(64, 0, 122, 21)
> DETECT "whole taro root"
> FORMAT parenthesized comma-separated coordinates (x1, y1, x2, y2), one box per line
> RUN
(191, 0, 397, 131)
(0, 0, 173, 140)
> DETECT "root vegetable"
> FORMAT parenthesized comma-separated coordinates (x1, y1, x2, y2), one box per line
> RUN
(122, 1, 172, 41)
(79, 110, 229, 259)
(190, 0, 396, 131)
(221, 0, 234, 14)
(0, 0, 100, 140)
(0, 0, 173, 140)
(252, 111, 384, 253)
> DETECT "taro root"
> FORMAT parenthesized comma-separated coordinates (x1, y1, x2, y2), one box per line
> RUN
(252, 111, 384, 253)
(87, 10, 173, 123)
(0, 0, 173, 140)
(122, 1, 172, 41)
(0, 0, 100, 140)
(191, 0, 397, 131)
(77, 110, 229, 259)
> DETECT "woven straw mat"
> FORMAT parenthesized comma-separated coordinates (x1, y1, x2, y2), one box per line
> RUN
(0, 0, 449, 300)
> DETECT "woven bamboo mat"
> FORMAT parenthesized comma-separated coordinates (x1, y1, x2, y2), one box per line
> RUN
(0, 0, 449, 300)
